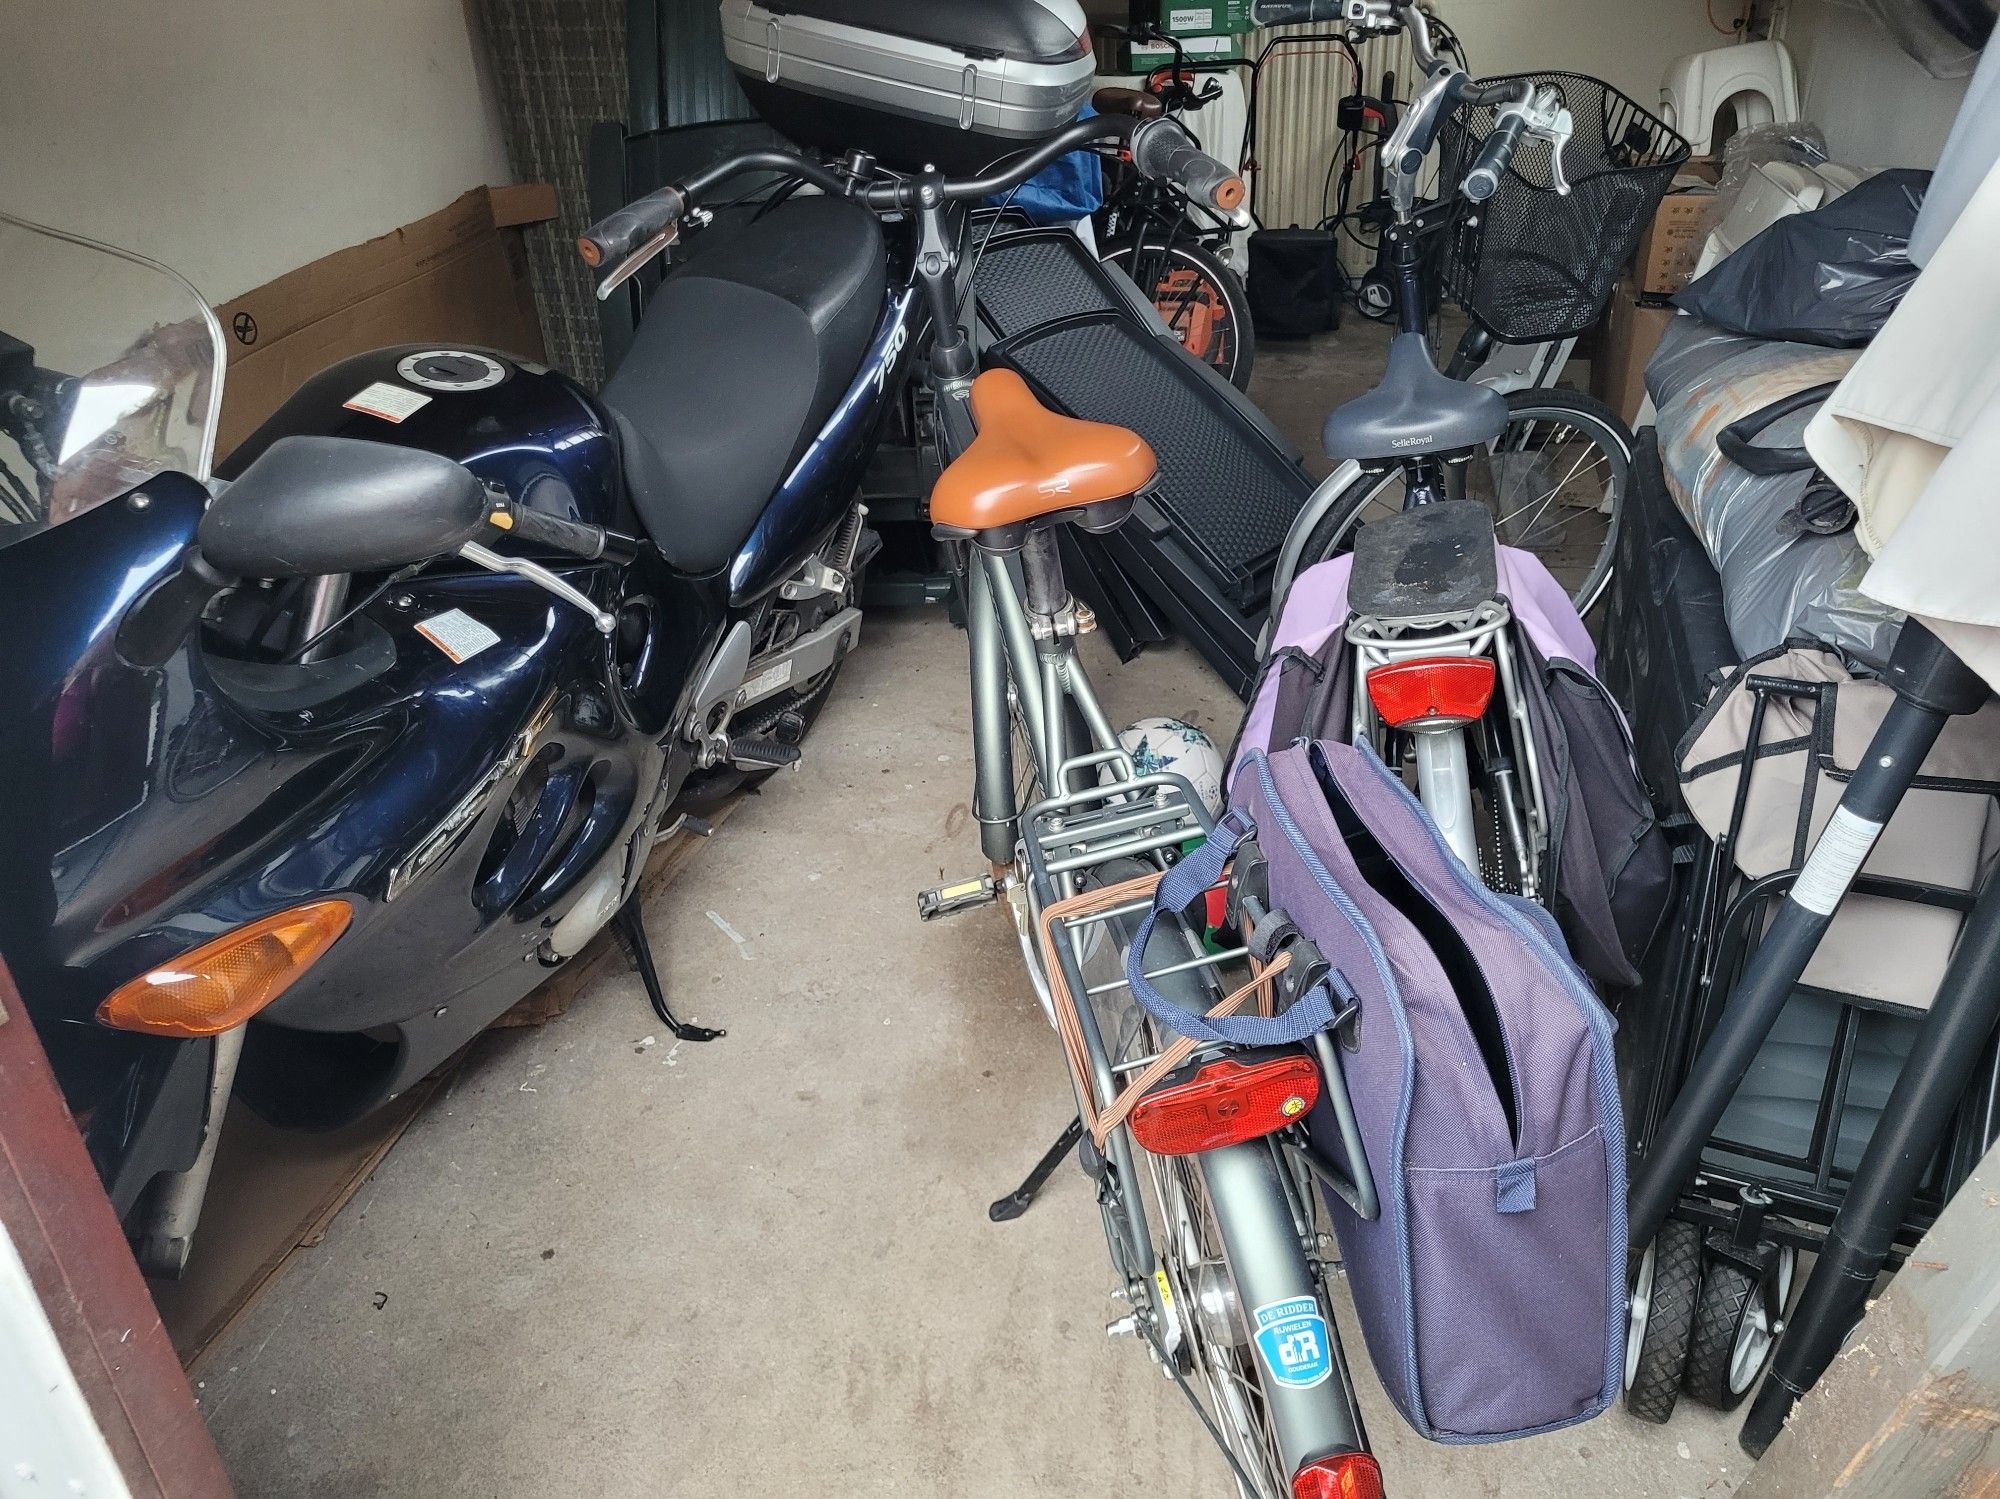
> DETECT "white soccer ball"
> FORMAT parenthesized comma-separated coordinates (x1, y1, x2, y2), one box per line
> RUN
(1116, 716, 1224, 817)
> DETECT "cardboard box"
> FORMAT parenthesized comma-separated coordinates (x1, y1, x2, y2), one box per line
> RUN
(1120, 31, 1246, 68)
(1631, 160, 1722, 298)
(1157, 0, 1256, 34)
(1592, 276, 1678, 425)
(212, 183, 556, 457)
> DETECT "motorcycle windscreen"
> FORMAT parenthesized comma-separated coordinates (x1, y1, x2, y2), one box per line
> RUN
(0, 210, 225, 538)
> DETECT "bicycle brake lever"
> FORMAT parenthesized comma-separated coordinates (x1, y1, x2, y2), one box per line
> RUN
(1543, 106, 1575, 196)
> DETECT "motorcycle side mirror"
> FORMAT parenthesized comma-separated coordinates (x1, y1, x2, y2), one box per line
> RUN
(197, 435, 491, 578)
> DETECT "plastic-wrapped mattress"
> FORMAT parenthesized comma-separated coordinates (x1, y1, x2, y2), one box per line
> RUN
(1645, 315, 1903, 669)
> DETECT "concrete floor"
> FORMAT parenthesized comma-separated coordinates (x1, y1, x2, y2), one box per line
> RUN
(197, 331, 1749, 1497)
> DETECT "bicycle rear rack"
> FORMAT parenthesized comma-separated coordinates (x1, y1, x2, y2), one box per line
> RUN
(1014, 762, 1379, 1220)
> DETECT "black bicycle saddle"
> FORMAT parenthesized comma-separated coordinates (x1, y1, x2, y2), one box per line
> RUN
(1322, 333, 1509, 464)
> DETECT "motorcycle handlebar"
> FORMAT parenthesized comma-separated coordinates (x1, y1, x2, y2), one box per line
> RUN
(577, 185, 687, 270)
(493, 501, 610, 560)
(578, 113, 1248, 273)
(115, 547, 236, 669)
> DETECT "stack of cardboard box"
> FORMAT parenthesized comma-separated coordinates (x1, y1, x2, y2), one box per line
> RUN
(1591, 161, 1721, 424)
(1116, 0, 1255, 71)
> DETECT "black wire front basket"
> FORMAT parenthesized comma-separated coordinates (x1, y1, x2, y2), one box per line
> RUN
(1437, 72, 1690, 344)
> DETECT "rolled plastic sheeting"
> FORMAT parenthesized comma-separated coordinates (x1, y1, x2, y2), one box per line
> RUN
(1647, 317, 1902, 669)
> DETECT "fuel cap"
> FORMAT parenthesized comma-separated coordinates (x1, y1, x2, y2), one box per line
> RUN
(397, 350, 508, 392)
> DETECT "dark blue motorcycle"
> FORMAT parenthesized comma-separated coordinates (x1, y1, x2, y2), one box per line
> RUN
(0, 96, 1225, 1274)
(0, 187, 906, 1274)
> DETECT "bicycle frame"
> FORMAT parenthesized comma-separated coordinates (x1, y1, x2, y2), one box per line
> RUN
(928, 304, 1374, 1478)
(954, 526, 1374, 1487)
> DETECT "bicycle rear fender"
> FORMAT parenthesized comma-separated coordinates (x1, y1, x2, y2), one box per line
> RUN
(1201, 1140, 1371, 1473)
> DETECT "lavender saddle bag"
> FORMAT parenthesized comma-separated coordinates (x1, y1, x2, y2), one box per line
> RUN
(1153, 738, 1628, 1442)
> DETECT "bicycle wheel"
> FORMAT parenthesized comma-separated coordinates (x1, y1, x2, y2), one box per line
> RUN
(1293, 387, 1630, 616)
(1104, 238, 1257, 392)
(1082, 871, 1316, 1498)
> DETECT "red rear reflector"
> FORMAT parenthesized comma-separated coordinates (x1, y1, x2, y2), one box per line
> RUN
(1365, 655, 1496, 730)
(1293, 1451, 1385, 1499)
(1128, 1055, 1320, 1156)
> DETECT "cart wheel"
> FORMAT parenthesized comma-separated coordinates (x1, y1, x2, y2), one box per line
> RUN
(1625, 1220, 1702, 1424)
(1683, 1245, 1797, 1411)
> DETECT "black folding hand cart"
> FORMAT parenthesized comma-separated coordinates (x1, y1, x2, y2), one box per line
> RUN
(1615, 605, 2000, 1444)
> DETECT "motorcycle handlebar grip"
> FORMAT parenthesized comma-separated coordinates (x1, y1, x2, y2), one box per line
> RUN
(1132, 121, 1247, 218)
(493, 504, 608, 560)
(1462, 110, 1532, 202)
(1248, 0, 1345, 22)
(577, 185, 686, 269)
(115, 547, 235, 669)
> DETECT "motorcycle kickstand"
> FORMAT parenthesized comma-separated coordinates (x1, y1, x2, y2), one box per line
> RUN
(612, 895, 725, 1043)
(988, 1115, 1084, 1223)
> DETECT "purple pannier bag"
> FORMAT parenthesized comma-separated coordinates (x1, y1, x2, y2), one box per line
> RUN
(1220, 738, 1627, 1442)
(1230, 548, 1671, 992)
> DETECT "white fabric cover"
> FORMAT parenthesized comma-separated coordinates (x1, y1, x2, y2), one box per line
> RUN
(1805, 148, 2000, 694)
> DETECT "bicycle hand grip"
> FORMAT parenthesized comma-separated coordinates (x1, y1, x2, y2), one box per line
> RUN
(1462, 111, 1531, 203)
(577, 185, 686, 269)
(492, 502, 608, 560)
(115, 547, 235, 669)
(1132, 120, 1247, 219)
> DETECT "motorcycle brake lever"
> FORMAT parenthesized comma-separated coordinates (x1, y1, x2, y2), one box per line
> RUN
(457, 540, 617, 634)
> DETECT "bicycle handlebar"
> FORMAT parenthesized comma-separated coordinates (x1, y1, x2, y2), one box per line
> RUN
(1132, 120, 1249, 217)
(1460, 87, 1537, 201)
(1248, 0, 1347, 23)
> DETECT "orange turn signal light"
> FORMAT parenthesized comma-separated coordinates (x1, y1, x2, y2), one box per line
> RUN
(97, 899, 352, 1038)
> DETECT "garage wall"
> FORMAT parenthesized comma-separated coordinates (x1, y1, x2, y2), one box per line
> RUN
(1247, 0, 1723, 231)
(0, 0, 514, 306)
(1432, 0, 1726, 101)
(1783, 0, 1971, 167)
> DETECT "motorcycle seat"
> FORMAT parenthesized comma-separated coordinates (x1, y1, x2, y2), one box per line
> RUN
(602, 195, 887, 576)
(930, 369, 1156, 548)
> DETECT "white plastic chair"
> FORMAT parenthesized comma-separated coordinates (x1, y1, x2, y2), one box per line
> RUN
(1661, 40, 1802, 156)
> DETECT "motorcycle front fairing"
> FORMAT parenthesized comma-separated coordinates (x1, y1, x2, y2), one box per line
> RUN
(0, 213, 728, 1214)
(0, 479, 221, 1210)
(169, 347, 731, 1126)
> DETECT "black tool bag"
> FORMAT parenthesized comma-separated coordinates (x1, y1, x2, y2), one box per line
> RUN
(1247, 228, 1345, 338)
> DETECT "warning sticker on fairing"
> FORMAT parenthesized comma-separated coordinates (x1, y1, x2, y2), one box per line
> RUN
(415, 609, 500, 664)
(343, 381, 432, 423)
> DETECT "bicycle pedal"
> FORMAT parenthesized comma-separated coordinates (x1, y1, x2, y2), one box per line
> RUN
(916, 873, 999, 921)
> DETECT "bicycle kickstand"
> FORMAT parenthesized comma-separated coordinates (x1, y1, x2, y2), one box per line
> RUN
(988, 1116, 1084, 1222)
